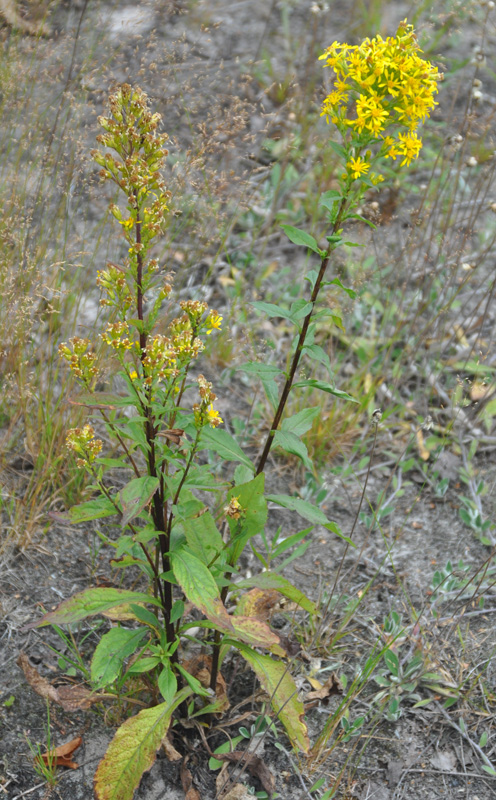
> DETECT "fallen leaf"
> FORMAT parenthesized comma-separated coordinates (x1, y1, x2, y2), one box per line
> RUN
(180, 758, 201, 800)
(306, 672, 343, 701)
(216, 771, 251, 800)
(214, 751, 275, 796)
(162, 734, 182, 762)
(429, 749, 457, 771)
(39, 736, 82, 770)
(18, 652, 103, 711)
(17, 652, 59, 704)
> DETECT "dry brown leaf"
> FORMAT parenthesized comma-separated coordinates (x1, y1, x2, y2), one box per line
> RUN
(18, 652, 103, 711)
(180, 758, 201, 800)
(55, 684, 101, 712)
(39, 736, 82, 770)
(216, 772, 251, 800)
(18, 652, 60, 704)
(162, 734, 182, 762)
(183, 655, 230, 714)
(306, 672, 344, 701)
(214, 751, 275, 796)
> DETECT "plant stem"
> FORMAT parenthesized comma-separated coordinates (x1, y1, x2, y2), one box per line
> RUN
(255, 198, 348, 475)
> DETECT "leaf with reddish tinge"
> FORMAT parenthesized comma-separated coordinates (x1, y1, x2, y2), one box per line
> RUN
(94, 687, 192, 800)
(231, 616, 285, 656)
(23, 588, 162, 629)
(232, 643, 310, 753)
(39, 737, 82, 770)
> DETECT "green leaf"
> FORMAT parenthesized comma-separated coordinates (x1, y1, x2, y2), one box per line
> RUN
(93, 687, 192, 800)
(289, 299, 313, 321)
(280, 224, 322, 256)
(126, 656, 161, 675)
(227, 474, 267, 564)
(237, 362, 283, 380)
(91, 628, 147, 689)
(157, 665, 177, 704)
(281, 407, 320, 437)
(236, 362, 282, 410)
(171, 548, 234, 633)
(171, 545, 281, 652)
(273, 430, 312, 469)
(209, 736, 244, 770)
(25, 588, 162, 629)
(302, 343, 332, 373)
(200, 426, 254, 469)
(183, 511, 224, 566)
(481, 765, 496, 776)
(384, 650, 399, 676)
(329, 277, 356, 299)
(119, 476, 159, 527)
(232, 643, 310, 753)
(72, 391, 136, 409)
(319, 189, 342, 213)
(266, 494, 330, 526)
(251, 301, 293, 320)
(53, 496, 117, 524)
(292, 379, 357, 403)
(176, 664, 211, 697)
(128, 605, 161, 631)
(235, 572, 317, 615)
(324, 520, 356, 547)
(328, 140, 348, 160)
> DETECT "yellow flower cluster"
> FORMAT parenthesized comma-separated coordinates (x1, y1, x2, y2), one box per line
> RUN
(193, 374, 223, 429)
(142, 335, 178, 386)
(66, 424, 103, 468)
(96, 264, 133, 311)
(101, 321, 135, 352)
(320, 20, 440, 174)
(58, 337, 98, 386)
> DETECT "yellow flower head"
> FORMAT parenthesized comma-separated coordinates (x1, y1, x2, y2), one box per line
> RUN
(347, 156, 370, 180)
(320, 20, 440, 173)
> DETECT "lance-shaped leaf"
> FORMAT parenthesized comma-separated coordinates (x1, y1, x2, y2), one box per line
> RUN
(23, 588, 162, 629)
(273, 430, 312, 470)
(171, 548, 282, 652)
(281, 224, 323, 256)
(292, 379, 357, 403)
(51, 495, 118, 524)
(280, 407, 320, 437)
(231, 642, 310, 754)
(91, 627, 148, 689)
(94, 687, 192, 800)
(227, 474, 267, 564)
(171, 548, 235, 633)
(266, 495, 355, 545)
(231, 616, 285, 656)
(200, 426, 254, 469)
(119, 476, 159, 527)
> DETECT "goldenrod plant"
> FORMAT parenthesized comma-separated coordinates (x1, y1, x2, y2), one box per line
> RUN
(26, 23, 440, 800)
